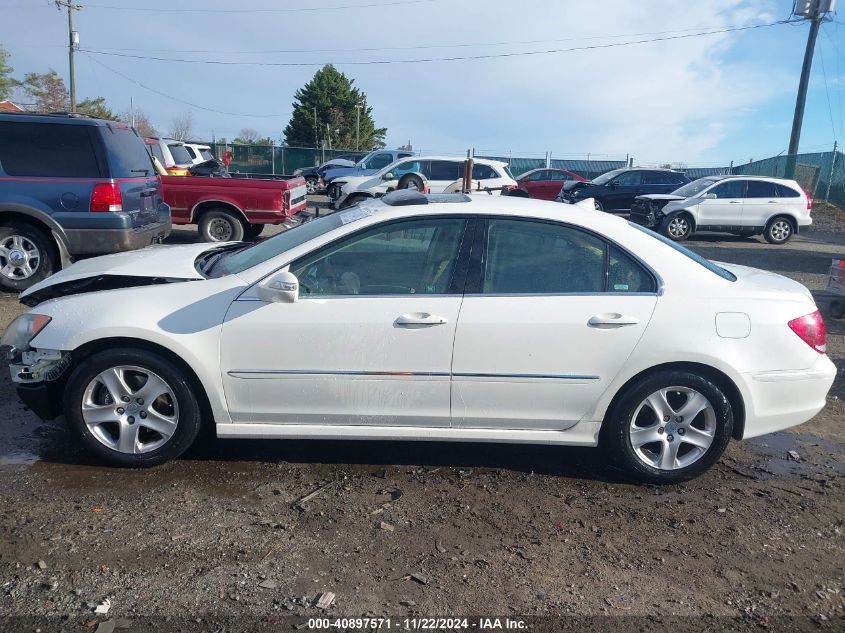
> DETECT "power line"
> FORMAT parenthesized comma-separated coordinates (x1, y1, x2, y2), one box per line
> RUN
(81, 52, 289, 118)
(817, 41, 838, 142)
(80, 19, 798, 67)
(78, 0, 434, 12)
(81, 22, 775, 56)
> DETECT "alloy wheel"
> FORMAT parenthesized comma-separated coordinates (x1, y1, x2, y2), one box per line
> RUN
(667, 217, 689, 239)
(306, 179, 318, 194)
(628, 386, 716, 470)
(770, 220, 791, 242)
(0, 235, 41, 280)
(81, 365, 179, 455)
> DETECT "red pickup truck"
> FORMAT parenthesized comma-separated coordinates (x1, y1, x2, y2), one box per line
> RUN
(160, 174, 308, 242)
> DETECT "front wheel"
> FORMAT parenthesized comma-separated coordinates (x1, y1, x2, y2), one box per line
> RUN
(63, 349, 203, 467)
(602, 370, 733, 484)
(764, 216, 794, 244)
(593, 199, 604, 211)
(661, 214, 693, 241)
(397, 173, 425, 191)
(305, 177, 319, 194)
(198, 209, 246, 242)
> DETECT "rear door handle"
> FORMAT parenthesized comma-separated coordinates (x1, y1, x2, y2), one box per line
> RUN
(395, 312, 448, 326)
(588, 313, 640, 328)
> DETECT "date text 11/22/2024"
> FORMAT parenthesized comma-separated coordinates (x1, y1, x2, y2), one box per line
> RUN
(307, 617, 528, 630)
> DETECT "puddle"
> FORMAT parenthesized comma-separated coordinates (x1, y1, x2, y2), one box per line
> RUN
(747, 431, 845, 479)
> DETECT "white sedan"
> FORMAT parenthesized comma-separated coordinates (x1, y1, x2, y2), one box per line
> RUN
(2, 191, 835, 483)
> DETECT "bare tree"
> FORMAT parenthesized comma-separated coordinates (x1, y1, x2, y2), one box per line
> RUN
(235, 127, 259, 143)
(169, 111, 194, 140)
(122, 109, 158, 137)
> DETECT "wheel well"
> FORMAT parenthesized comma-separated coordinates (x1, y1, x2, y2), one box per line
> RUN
(665, 209, 695, 229)
(191, 201, 247, 226)
(767, 214, 797, 230)
(0, 211, 62, 261)
(602, 361, 746, 440)
(70, 337, 215, 428)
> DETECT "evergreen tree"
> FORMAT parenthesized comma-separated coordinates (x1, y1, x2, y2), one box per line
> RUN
(283, 65, 385, 150)
(77, 96, 119, 120)
(22, 70, 69, 112)
(0, 45, 20, 101)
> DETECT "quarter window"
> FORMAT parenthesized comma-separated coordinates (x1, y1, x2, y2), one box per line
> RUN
(480, 219, 655, 294)
(290, 218, 466, 296)
(0, 122, 101, 177)
(775, 183, 801, 198)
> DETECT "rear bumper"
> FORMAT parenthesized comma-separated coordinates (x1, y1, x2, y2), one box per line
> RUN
(65, 218, 172, 255)
(740, 355, 837, 439)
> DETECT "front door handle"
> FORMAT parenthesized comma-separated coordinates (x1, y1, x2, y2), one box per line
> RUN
(729, 200, 741, 204)
(588, 313, 640, 328)
(395, 312, 448, 326)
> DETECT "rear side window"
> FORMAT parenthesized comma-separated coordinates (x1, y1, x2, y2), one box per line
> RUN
(776, 183, 801, 198)
(102, 125, 155, 177)
(642, 172, 673, 185)
(0, 121, 101, 177)
(746, 180, 777, 198)
(167, 143, 192, 164)
(430, 160, 462, 180)
(481, 219, 656, 294)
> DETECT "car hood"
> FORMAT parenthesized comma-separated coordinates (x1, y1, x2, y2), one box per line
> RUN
(20, 243, 229, 306)
(323, 166, 378, 182)
(561, 180, 589, 192)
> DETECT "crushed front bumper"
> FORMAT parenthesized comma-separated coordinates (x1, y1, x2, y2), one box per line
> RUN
(8, 348, 71, 420)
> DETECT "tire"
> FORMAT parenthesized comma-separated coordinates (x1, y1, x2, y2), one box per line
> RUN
(763, 216, 794, 244)
(198, 209, 246, 243)
(830, 300, 845, 319)
(243, 223, 264, 240)
(326, 183, 340, 200)
(397, 173, 425, 191)
(660, 213, 693, 241)
(0, 222, 56, 292)
(305, 177, 319, 195)
(593, 199, 604, 212)
(601, 369, 733, 484)
(63, 348, 203, 467)
(340, 194, 368, 209)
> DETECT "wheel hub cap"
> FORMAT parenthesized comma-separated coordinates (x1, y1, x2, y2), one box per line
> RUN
(0, 235, 41, 280)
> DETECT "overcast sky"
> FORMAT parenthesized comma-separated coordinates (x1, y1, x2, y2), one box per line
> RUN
(1, 0, 842, 166)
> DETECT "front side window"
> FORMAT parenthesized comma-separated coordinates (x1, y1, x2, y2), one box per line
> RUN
(0, 121, 101, 178)
(672, 178, 717, 198)
(610, 171, 641, 187)
(481, 219, 655, 294)
(525, 170, 547, 182)
(291, 217, 466, 296)
(365, 153, 393, 170)
(709, 179, 746, 199)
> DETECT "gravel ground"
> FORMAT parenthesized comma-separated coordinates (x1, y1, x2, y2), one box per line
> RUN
(0, 198, 843, 632)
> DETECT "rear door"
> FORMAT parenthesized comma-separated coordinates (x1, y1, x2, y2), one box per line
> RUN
(452, 217, 658, 429)
(742, 180, 779, 229)
(99, 123, 161, 227)
(428, 160, 464, 192)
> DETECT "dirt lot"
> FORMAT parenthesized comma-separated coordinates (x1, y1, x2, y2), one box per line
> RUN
(0, 200, 843, 632)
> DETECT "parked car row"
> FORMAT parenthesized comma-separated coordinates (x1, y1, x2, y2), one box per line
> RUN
(294, 152, 369, 194)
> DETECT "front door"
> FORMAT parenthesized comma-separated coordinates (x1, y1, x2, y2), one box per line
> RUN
(452, 218, 658, 429)
(220, 216, 470, 427)
(603, 170, 642, 211)
(696, 179, 746, 228)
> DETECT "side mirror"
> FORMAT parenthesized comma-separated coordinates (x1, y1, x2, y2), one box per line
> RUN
(703, 192, 717, 199)
(382, 172, 394, 181)
(609, 181, 618, 189)
(257, 270, 299, 303)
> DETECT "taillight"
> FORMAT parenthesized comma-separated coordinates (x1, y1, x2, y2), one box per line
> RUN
(90, 182, 123, 212)
(801, 187, 812, 211)
(788, 310, 826, 353)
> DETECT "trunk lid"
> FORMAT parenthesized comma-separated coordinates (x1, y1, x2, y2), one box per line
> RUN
(99, 123, 162, 227)
(718, 262, 815, 302)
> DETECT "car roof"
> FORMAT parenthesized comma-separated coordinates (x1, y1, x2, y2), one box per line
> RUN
(0, 111, 113, 126)
(396, 155, 508, 167)
(694, 174, 798, 184)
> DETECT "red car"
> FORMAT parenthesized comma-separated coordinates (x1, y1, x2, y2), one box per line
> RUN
(512, 168, 588, 200)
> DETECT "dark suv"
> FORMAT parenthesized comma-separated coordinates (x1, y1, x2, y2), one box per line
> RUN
(0, 113, 171, 291)
(556, 167, 690, 212)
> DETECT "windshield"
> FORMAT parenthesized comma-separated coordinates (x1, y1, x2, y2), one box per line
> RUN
(211, 213, 347, 277)
(672, 178, 718, 198)
(629, 223, 736, 282)
(592, 169, 626, 185)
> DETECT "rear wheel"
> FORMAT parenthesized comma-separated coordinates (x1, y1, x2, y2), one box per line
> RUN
(661, 213, 693, 241)
(0, 223, 56, 292)
(198, 209, 246, 242)
(63, 348, 203, 467)
(764, 216, 794, 244)
(602, 370, 733, 484)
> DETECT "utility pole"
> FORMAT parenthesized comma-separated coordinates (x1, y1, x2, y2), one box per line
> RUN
(786, 0, 836, 178)
(56, 1, 81, 113)
(355, 104, 362, 152)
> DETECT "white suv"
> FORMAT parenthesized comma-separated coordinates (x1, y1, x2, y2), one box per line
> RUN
(630, 176, 812, 244)
(333, 156, 517, 209)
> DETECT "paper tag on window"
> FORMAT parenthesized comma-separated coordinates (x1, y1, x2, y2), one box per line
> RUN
(614, 283, 629, 291)
(338, 206, 377, 225)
